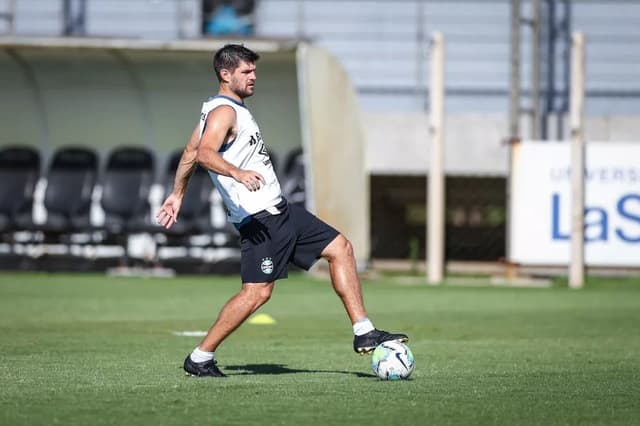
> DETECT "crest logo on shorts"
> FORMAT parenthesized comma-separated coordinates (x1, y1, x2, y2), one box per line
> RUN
(260, 257, 274, 274)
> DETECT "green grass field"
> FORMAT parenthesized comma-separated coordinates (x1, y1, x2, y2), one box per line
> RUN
(1, 272, 639, 426)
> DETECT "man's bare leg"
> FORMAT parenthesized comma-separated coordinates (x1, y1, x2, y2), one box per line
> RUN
(321, 234, 408, 354)
(321, 234, 368, 324)
(183, 281, 275, 376)
(198, 282, 274, 352)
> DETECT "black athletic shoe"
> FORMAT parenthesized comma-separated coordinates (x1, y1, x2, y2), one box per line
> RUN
(183, 355, 227, 377)
(353, 329, 409, 354)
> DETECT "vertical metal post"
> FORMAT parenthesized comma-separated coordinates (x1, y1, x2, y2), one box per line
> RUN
(176, 0, 188, 39)
(509, 0, 521, 140)
(531, 0, 541, 139)
(63, 0, 71, 35)
(79, 0, 86, 36)
(542, 0, 554, 140)
(62, 0, 86, 36)
(569, 32, 585, 289)
(416, 0, 426, 102)
(559, 0, 572, 139)
(427, 32, 445, 285)
(296, 2, 305, 39)
(505, 0, 521, 277)
(8, 0, 16, 34)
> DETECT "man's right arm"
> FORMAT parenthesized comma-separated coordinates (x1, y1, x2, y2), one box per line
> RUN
(156, 122, 200, 229)
(171, 122, 201, 199)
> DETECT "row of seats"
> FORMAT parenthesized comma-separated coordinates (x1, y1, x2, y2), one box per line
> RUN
(0, 145, 306, 273)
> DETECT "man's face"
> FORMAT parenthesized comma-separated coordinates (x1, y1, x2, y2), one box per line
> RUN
(228, 60, 256, 99)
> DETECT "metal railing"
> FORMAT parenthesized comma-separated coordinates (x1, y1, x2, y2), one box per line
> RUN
(0, 0, 16, 33)
(1, 0, 200, 39)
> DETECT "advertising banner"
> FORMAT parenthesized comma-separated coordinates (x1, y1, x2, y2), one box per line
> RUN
(510, 142, 640, 266)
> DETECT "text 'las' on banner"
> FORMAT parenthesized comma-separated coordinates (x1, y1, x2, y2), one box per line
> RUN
(510, 142, 640, 267)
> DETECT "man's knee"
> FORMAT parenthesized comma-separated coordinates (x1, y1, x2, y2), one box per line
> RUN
(241, 283, 273, 304)
(324, 234, 354, 261)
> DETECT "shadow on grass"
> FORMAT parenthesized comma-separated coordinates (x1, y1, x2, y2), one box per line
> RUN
(224, 363, 375, 378)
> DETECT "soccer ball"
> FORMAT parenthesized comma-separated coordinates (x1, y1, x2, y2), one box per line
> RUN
(371, 341, 415, 380)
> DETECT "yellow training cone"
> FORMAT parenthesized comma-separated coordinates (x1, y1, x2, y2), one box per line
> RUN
(248, 313, 276, 325)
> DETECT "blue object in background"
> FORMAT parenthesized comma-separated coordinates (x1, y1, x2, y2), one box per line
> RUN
(205, 5, 253, 36)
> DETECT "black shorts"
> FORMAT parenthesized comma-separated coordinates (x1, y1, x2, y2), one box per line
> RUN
(235, 199, 340, 283)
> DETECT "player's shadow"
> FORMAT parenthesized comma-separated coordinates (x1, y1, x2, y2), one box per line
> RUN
(225, 363, 375, 378)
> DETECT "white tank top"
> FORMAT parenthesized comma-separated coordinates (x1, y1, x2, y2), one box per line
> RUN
(199, 95, 282, 223)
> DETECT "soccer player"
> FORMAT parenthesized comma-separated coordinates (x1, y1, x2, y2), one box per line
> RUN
(156, 44, 408, 377)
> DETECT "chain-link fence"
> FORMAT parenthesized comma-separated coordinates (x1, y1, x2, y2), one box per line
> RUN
(371, 176, 506, 261)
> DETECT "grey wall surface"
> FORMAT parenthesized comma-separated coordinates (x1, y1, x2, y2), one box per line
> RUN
(255, 0, 640, 116)
(5, 1, 639, 114)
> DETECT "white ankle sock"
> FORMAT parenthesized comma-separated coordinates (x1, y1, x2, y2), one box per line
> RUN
(353, 318, 375, 336)
(190, 347, 214, 363)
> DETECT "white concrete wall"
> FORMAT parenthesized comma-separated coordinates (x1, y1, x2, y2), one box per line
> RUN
(299, 44, 370, 267)
(364, 112, 640, 176)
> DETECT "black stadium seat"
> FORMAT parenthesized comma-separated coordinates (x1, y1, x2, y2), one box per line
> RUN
(94, 146, 156, 267)
(280, 148, 306, 207)
(100, 146, 155, 235)
(38, 146, 98, 236)
(0, 146, 40, 235)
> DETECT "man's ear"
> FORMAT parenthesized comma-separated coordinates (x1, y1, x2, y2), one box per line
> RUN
(219, 68, 231, 83)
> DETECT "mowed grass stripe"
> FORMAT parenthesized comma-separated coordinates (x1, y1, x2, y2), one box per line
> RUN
(0, 272, 639, 426)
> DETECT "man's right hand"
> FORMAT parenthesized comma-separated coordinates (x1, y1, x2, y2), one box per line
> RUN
(156, 193, 183, 229)
(231, 169, 266, 192)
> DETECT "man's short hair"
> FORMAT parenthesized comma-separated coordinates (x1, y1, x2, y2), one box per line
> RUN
(213, 44, 260, 82)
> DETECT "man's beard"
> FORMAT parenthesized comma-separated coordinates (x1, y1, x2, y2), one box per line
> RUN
(233, 84, 254, 99)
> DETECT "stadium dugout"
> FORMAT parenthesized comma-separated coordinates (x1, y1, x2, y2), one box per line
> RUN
(0, 36, 369, 272)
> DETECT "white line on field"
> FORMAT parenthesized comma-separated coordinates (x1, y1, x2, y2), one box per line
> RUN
(172, 331, 208, 337)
